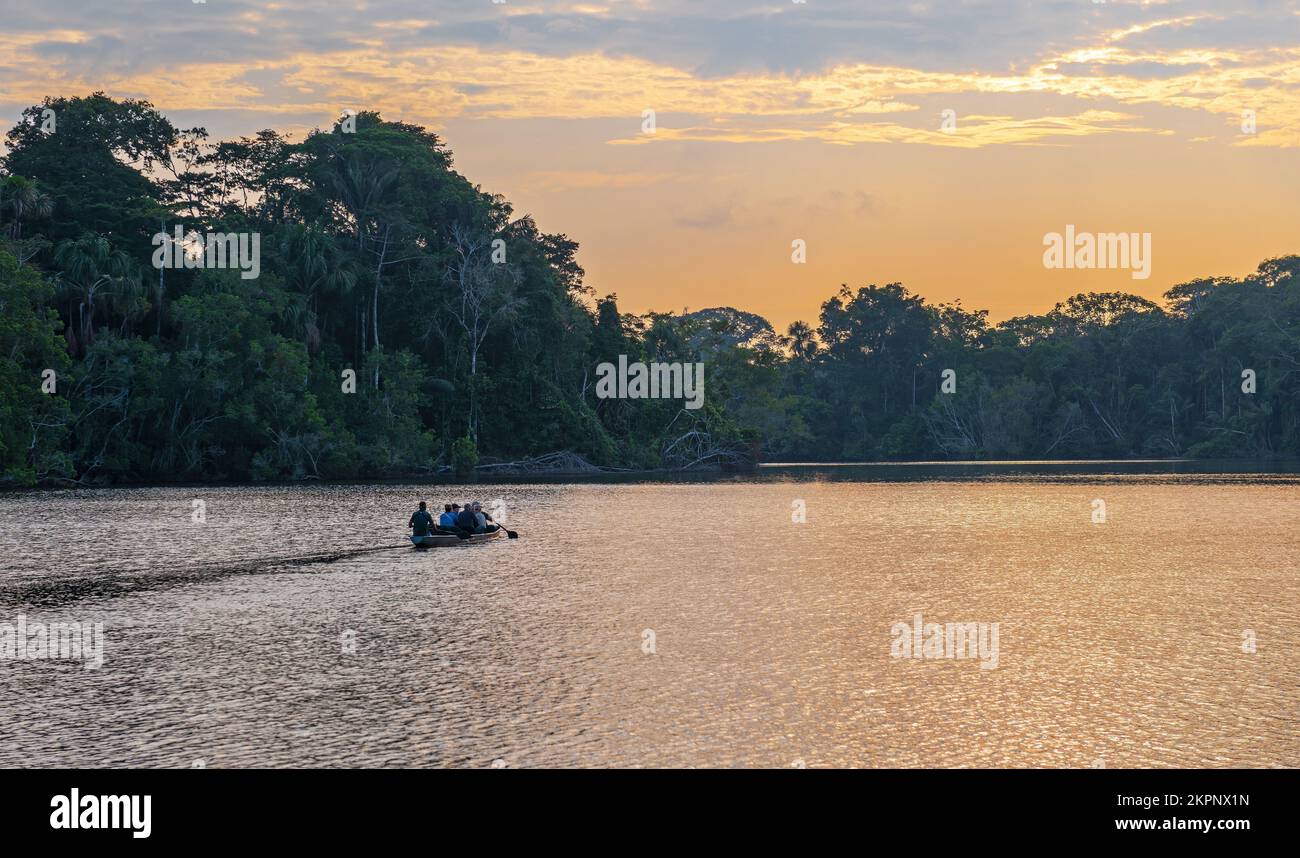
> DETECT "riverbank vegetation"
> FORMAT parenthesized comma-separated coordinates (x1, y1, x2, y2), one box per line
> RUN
(2, 94, 1298, 485)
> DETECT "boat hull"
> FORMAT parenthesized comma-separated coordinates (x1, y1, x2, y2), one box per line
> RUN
(410, 529, 505, 548)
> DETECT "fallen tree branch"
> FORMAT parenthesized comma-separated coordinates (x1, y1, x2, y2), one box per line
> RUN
(470, 450, 631, 474)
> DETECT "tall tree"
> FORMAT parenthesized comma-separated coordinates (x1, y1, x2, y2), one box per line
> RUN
(52, 234, 140, 355)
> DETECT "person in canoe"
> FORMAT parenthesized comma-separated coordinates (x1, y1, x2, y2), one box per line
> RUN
(454, 502, 481, 534)
(472, 501, 500, 533)
(437, 503, 460, 533)
(408, 502, 435, 540)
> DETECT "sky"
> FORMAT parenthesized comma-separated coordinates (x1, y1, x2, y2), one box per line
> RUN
(1, 0, 1298, 331)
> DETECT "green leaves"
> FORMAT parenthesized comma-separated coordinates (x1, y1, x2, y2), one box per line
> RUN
(4, 92, 1299, 483)
(0, 250, 71, 484)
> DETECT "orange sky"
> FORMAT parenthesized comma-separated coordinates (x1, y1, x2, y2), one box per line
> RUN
(2, 1, 1297, 331)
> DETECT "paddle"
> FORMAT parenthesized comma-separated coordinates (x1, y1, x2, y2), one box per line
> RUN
(484, 516, 518, 538)
(459, 525, 518, 539)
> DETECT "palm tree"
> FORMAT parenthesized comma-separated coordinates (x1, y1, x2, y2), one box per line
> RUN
(53, 234, 139, 356)
(785, 320, 819, 360)
(327, 156, 400, 250)
(1, 175, 54, 241)
(279, 224, 360, 353)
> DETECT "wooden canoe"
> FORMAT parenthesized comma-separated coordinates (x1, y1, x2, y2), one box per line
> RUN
(410, 528, 505, 548)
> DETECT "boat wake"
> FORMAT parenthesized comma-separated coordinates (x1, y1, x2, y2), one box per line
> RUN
(0, 544, 411, 609)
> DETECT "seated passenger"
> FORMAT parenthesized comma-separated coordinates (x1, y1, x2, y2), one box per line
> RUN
(408, 501, 434, 539)
(438, 503, 459, 531)
(455, 503, 481, 533)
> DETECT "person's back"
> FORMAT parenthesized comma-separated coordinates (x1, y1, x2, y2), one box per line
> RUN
(455, 505, 480, 533)
(438, 504, 457, 530)
(409, 502, 434, 537)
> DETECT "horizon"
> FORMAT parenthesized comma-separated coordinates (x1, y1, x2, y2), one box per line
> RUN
(3, 0, 1298, 330)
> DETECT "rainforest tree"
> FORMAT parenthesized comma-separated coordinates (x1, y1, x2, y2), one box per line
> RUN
(2, 94, 1298, 485)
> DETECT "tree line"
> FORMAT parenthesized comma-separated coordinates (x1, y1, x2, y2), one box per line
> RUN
(1, 93, 1297, 486)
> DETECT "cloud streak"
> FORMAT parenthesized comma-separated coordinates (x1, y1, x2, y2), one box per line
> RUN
(0, 2, 1295, 149)
(2, 1, 1296, 331)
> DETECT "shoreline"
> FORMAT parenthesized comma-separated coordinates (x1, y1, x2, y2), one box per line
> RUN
(6, 456, 1300, 493)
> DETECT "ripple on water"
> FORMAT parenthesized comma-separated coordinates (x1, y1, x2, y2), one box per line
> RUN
(0, 478, 1296, 767)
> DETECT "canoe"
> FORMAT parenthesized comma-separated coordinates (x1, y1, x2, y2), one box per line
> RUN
(410, 528, 505, 548)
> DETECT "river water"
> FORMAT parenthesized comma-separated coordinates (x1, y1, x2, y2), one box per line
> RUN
(1, 462, 1296, 768)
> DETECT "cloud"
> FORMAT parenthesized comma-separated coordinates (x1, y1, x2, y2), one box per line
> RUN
(1, 1, 1294, 76)
(672, 204, 735, 230)
(1053, 61, 1211, 79)
(0, 0, 1297, 149)
(616, 108, 1164, 148)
